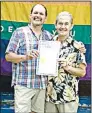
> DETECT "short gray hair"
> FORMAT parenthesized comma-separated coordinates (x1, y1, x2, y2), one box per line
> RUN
(55, 11, 73, 24)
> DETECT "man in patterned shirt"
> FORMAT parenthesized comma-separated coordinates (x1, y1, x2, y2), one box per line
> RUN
(5, 4, 52, 113)
(45, 11, 87, 113)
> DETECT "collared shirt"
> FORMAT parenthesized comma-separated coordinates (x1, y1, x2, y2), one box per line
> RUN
(46, 36, 87, 104)
(6, 24, 53, 89)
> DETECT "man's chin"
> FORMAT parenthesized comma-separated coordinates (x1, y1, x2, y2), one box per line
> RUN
(59, 33, 67, 36)
(34, 23, 42, 26)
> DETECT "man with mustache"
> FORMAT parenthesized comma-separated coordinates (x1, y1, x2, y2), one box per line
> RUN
(5, 4, 53, 113)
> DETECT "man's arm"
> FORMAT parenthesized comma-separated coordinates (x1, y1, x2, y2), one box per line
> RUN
(63, 63, 86, 77)
(5, 52, 28, 63)
(5, 49, 39, 63)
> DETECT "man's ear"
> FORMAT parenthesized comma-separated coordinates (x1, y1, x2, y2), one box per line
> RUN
(29, 14, 31, 20)
(44, 16, 47, 23)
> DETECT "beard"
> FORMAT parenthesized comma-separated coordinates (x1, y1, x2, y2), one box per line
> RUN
(33, 20, 40, 24)
(32, 21, 43, 27)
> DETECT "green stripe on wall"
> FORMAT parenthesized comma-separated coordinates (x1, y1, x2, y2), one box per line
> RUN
(1, 20, 91, 44)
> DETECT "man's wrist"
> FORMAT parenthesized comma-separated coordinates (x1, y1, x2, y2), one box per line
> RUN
(63, 65, 71, 72)
(20, 55, 28, 61)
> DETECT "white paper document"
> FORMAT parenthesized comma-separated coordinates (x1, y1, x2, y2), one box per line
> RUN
(36, 40, 61, 76)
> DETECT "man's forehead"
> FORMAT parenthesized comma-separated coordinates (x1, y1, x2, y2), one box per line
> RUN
(58, 15, 71, 20)
(58, 16, 71, 22)
(33, 4, 45, 11)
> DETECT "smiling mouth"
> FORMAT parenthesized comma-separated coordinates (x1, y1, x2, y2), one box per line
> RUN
(35, 19, 41, 21)
(59, 30, 67, 32)
(59, 28, 67, 32)
(34, 17, 41, 21)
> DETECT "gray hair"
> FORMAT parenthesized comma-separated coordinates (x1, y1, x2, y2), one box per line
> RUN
(55, 11, 73, 24)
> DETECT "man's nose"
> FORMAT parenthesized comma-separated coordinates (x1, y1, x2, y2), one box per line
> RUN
(36, 13, 40, 17)
(61, 24, 65, 28)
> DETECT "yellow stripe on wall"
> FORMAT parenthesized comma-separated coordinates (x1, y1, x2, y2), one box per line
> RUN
(1, 2, 90, 25)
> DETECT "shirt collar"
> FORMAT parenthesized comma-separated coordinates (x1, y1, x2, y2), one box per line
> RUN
(54, 35, 73, 44)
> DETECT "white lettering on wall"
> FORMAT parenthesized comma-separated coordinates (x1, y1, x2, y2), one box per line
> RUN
(1, 26, 4, 32)
(8, 26, 13, 32)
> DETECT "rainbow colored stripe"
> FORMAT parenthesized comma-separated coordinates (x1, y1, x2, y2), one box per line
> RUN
(1, 2, 91, 80)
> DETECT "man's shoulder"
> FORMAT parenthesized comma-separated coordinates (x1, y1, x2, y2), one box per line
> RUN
(13, 26, 30, 35)
(43, 30, 52, 35)
(16, 26, 29, 31)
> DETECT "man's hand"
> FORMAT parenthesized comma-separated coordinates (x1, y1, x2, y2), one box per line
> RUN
(27, 49, 39, 60)
(78, 42, 86, 53)
(58, 58, 67, 67)
(74, 41, 86, 53)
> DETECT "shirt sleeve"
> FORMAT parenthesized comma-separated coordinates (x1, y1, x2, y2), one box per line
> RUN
(5, 29, 20, 54)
